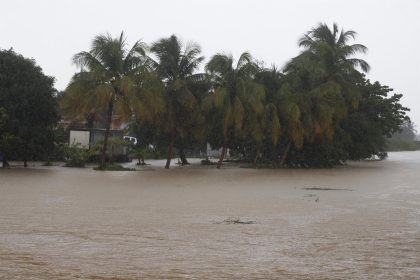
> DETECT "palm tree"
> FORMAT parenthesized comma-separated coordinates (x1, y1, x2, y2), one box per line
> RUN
(279, 23, 370, 165)
(149, 35, 205, 168)
(205, 52, 264, 168)
(63, 32, 147, 169)
(287, 22, 370, 77)
(252, 68, 285, 166)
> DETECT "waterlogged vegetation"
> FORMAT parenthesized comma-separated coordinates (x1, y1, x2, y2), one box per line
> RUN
(1, 23, 414, 169)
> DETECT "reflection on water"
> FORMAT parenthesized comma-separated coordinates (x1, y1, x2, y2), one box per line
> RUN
(1, 152, 420, 279)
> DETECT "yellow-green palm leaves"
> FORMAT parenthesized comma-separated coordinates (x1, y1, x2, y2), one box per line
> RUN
(61, 32, 148, 169)
(290, 22, 370, 75)
(282, 23, 370, 149)
(206, 52, 267, 167)
(149, 35, 205, 168)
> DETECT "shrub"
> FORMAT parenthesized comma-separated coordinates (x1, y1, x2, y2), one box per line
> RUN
(64, 144, 89, 167)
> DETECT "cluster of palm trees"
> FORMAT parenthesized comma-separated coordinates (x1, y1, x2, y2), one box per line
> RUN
(61, 23, 386, 169)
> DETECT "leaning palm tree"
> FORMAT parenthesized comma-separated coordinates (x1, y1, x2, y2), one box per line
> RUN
(149, 35, 205, 168)
(205, 52, 264, 168)
(63, 32, 147, 169)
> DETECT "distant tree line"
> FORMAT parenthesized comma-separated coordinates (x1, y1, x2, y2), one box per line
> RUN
(1, 23, 411, 168)
(386, 121, 419, 151)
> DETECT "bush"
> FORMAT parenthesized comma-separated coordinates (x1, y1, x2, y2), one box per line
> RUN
(64, 144, 89, 167)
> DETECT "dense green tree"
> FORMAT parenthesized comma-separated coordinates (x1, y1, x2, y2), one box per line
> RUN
(62, 32, 148, 169)
(0, 49, 59, 167)
(344, 79, 410, 159)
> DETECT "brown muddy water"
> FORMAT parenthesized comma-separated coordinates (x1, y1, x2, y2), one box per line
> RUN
(0, 152, 419, 279)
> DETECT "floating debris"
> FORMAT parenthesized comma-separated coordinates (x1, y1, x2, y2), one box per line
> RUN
(303, 187, 352, 191)
(214, 217, 256, 225)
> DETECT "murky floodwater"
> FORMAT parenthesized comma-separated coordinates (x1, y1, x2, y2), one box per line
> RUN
(0, 152, 419, 279)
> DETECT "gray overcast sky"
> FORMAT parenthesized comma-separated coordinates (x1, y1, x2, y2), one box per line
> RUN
(1, 0, 419, 125)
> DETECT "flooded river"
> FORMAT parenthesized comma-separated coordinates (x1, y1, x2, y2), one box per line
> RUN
(0, 152, 419, 279)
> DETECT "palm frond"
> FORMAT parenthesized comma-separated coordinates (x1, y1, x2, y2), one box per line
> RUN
(236, 52, 252, 69)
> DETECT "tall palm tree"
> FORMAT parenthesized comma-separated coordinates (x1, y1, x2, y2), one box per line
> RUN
(63, 32, 147, 169)
(149, 35, 205, 168)
(287, 22, 370, 77)
(299, 23, 370, 116)
(205, 52, 264, 168)
(279, 23, 370, 165)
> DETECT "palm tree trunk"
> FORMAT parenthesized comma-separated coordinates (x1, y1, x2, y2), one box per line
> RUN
(100, 100, 114, 169)
(165, 128, 176, 169)
(216, 141, 227, 169)
(280, 142, 292, 166)
(253, 143, 261, 168)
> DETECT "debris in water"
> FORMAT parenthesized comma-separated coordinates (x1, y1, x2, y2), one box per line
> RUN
(303, 187, 352, 191)
(214, 217, 256, 225)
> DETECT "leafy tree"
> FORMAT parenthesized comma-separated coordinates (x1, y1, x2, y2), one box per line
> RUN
(344, 79, 410, 159)
(62, 32, 148, 169)
(0, 49, 59, 167)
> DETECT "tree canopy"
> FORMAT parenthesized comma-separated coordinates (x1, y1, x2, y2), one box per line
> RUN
(0, 49, 59, 167)
(47, 23, 413, 168)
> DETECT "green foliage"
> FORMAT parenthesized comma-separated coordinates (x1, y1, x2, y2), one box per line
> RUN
(57, 24, 411, 169)
(0, 49, 59, 166)
(148, 35, 208, 168)
(129, 146, 157, 165)
(62, 32, 148, 169)
(89, 137, 129, 164)
(64, 144, 89, 167)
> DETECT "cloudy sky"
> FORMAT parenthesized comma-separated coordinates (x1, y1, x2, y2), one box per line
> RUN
(1, 0, 419, 124)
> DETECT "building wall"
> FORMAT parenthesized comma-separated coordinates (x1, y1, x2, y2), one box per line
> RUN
(69, 130, 90, 149)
